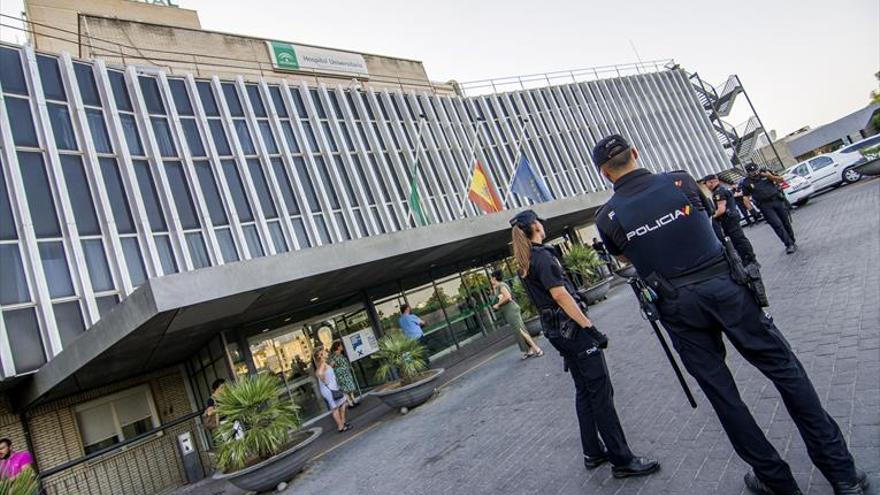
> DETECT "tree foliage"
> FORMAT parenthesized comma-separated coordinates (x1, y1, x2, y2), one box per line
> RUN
(374, 332, 428, 386)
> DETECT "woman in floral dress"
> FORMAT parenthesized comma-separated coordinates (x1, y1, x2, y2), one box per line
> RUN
(329, 341, 359, 407)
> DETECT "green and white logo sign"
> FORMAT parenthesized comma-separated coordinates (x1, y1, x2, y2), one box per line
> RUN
(266, 41, 369, 76)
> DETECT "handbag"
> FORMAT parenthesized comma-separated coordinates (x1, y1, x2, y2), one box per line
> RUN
(331, 389, 344, 401)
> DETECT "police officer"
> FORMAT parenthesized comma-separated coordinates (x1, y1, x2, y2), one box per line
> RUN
(509, 210, 659, 478)
(701, 174, 758, 265)
(741, 163, 797, 253)
(592, 134, 867, 495)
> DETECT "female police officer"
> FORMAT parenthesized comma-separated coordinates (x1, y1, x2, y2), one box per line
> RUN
(510, 209, 659, 478)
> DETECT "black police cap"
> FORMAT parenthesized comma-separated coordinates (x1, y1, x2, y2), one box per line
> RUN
(509, 209, 544, 230)
(744, 162, 760, 173)
(700, 173, 719, 183)
(591, 134, 631, 168)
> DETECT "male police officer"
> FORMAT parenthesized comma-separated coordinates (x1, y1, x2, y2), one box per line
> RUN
(741, 163, 797, 253)
(509, 210, 659, 478)
(592, 135, 867, 495)
(701, 174, 757, 265)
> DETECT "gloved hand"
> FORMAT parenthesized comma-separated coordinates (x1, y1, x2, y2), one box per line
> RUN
(583, 325, 609, 349)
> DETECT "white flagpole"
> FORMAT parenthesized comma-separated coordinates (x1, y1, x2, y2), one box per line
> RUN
(503, 118, 532, 207)
(457, 120, 487, 216)
(407, 119, 429, 226)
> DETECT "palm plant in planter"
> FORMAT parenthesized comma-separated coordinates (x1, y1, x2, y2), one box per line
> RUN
(213, 373, 322, 492)
(0, 467, 39, 495)
(369, 332, 444, 412)
(562, 244, 612, 305)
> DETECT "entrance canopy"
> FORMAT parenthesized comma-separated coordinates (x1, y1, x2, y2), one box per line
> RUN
(14, 193, 610, 409)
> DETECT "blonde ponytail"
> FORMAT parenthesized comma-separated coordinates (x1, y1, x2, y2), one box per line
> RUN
(512, 226, 533, 277)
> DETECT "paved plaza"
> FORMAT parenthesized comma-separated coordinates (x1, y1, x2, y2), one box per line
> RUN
(285, 179, 879, 495)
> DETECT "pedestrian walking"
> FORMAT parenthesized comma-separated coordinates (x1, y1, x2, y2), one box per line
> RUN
(741, 163, 798, 253)
(315, 349, 351, 433)
(329, 341, 359, 408)
(510, 209, 659, 478)
(701, 174, 758, 265)
(592, 134, 868, 495)
(490, 270, 544, 360)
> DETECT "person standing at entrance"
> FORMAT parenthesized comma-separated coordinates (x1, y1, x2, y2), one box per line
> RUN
(329, 341, 359, 408)
(315, 350, 351, 433)
(399, 304, 429, 365)
(510, 209, 659, 478)
(701, 174, 758, 265)
(490, 270, 543, 360)
(741, 163, 797, 253)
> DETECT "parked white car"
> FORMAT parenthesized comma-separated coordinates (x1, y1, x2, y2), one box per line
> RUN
(827, 134, 880, 170)
(780, 173, 814, 206)
(788, 152, 862, 191)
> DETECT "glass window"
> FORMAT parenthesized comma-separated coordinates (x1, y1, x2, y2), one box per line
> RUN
(221, 160, 253, 222)
(99, 158, 135, 234)
(0, 165, 19, 240)
(96, 295, 118, 317)
(194, 82, 217, 115)
(291, 218, 310, 248)
(246, 159, 277, 218)
(6, 98, 39, 147)
(186, 232, 211, 269)
(314, 157, 339, 209)
(293, 157, 320, 212)
(322, 122, 338, 152)
(243, 224, 263, 257)
(151, 117, 177, 157)
(310, 89, 326, 118)
(259, 122, 278, 154)
(194, 162, 228, 225)
(271, 158, 300, 215)
(121, 237, 147, 286)
(138, 76, 165, 114)
(209, 120, 230, 155)
(133, 160, 167, 232)
(181, 119, 205, 156)
(334, 211, 350, 240)
(0, 244, 29, 304)
(39, 241, 75, 298)
(74, 63, 100, 107)
(222, 84, 243, 116)
(54, 301, 85, 347)
(302, 121, 319, 151)
(216, 228, 238, 263)
(269, 86, 287, 117)
(0, 47, 28, 95)
(168, 79, 193, 115)
(86, 109, 113, 153)
(246, 85, 266, 117)
(75, 386, 159, 455)
(164, 161, 200, 230)
(120, 114, 144, 155)
(281, 122, 299, 152)
(289, 88, 307, 116)
(234, 120, 255, 154)
(315, 216, 332, 244)
(810, 156, 834, 169)
(154, 234, 178, 274)
(60, 155, 100, 236)
(48, 103, 78, 150)
(18, 152, 61, 238)
(37, 55, 66, 101)
(108, 71, 132, 111)
(3, 308, 46, 373)
(268, 221, 287, 253)
(82, 239, 114, 292)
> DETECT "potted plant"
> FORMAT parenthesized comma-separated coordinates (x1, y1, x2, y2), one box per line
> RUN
(0, 467, 39, 495)
(212, 373, 322, 493)
(511, 278, 542, 337)
(369, 333, 444, 413)
(563, 244, 612, 305)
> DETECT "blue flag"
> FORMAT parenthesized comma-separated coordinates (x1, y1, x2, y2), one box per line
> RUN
(510, 156, 553, 203)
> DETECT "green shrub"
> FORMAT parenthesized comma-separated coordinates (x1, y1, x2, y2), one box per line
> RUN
(214, 373, 301, 473)
(374, 332, 428, 386)
(563, 244, 605, 286)
(0, 467, 39, 495)
(511, 278, 537, 319)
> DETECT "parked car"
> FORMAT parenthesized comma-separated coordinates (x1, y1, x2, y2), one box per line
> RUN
(788, 152, 862, 192)
(780, 172, 814, 207)
(827, 134, 880, 170)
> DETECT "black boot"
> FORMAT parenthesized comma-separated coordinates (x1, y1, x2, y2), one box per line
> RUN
(744, 472, 802, 495)
(583, 450, 608, 470)
(832, 470, 869, 495)
(611, 457, 660, 478)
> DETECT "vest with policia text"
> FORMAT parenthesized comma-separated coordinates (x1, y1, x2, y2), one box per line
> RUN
(605, 173, 723, 279)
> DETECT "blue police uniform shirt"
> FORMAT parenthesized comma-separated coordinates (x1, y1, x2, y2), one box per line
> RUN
(712, 185, 740, 221)
(595, 169, 723, 279)
(741, 175, 783, 204)
(398, 313, 424, 339)
(523, 244, 580, 311)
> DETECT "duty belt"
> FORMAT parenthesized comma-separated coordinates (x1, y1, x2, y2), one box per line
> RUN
(667, 259, 730, 289)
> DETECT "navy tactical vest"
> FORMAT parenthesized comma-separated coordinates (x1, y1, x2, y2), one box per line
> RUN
(605, 173, 723, 279)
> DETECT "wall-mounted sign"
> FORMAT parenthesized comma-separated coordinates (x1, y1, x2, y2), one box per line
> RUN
(342, 328, 380, 362)
(267, 41, 369, 77)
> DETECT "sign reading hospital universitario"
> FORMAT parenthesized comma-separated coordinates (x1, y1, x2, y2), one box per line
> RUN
(267, 41, 369, 76)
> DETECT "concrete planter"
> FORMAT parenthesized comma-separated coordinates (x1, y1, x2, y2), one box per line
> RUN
(370, 368, 444, 412)
(582, 278, 612, 305)
(524, 317, 542, 337)
(214, 427, 322, 493)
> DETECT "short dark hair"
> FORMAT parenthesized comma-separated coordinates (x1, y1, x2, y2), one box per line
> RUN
(211, 379, 226, 392)
(0, 438, 11, 448)
(603, 148, 634, 170)
(331, 341, 344, 352)
(491, 270, 503, 281)
(400, 304, 410, 313)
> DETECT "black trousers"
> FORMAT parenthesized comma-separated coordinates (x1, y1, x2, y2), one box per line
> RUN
(759, 200, 796, 247)
(547, 330, 634, 466)
(721, 216, 757, 263)
(656, 276, 857, 493)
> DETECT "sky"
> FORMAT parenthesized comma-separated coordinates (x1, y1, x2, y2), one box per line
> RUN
(1, 0, 877, 136)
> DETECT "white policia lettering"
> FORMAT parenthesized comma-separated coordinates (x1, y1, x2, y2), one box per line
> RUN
(625, 206, 691, 241)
